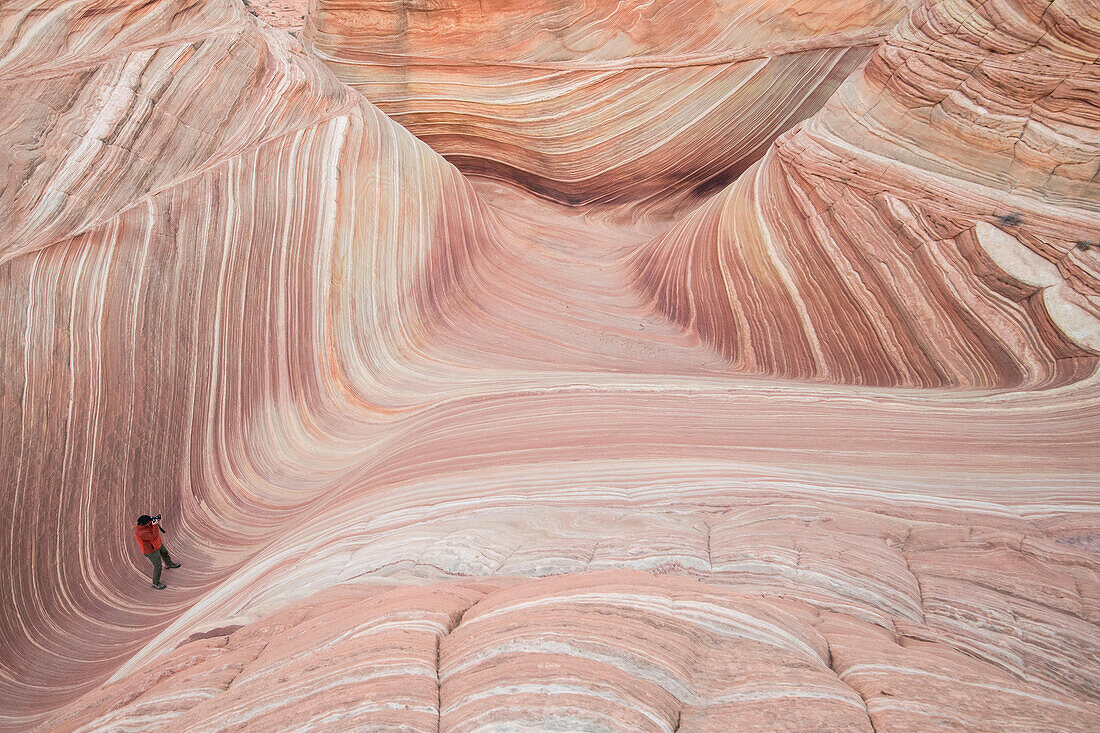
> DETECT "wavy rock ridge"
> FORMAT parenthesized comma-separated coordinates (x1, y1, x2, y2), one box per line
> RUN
(1, 0, 1098, 730)
(306, 0, 913, 205)
(630, 0, 1100, 386)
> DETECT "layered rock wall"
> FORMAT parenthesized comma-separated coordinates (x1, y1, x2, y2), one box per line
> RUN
(630, 0, 1100, 387)
(305, 0, 913, 204)
(0, 0, 1098, 730)
(0, 0, 501, 718)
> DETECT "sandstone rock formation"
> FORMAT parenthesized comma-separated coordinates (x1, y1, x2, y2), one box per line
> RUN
(306, 0, 913, 205)
(630, 0, 1100, 386)
(1, 0, 1098, 730)
(243, 0, 307, 32)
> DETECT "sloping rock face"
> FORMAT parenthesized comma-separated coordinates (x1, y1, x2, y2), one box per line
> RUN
(1, 0, 1099, 731)
(305, 0, 913, 204)
(630, 0, 1100, 386)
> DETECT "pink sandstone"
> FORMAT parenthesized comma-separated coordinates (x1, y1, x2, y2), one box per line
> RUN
(0, 0, 1097, 730)
(305, 0, 914, 205)
(244, 0, 308, 33)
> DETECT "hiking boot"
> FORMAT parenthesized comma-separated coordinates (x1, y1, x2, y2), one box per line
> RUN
(152, 582, 166, 590)
(165, 562, 181, 569)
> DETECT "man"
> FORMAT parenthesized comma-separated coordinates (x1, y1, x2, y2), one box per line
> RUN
(134, 514, 180, 589)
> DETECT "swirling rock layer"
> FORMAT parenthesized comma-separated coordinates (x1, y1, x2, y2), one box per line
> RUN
(630, 0, 1100, 387)
(1, 0, 1098, 730)
(305, 0, 913, 204)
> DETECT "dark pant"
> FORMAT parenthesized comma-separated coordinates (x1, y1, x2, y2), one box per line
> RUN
(144, 546, 173, 585)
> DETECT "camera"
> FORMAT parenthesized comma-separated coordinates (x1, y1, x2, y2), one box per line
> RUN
(152, 514, 162, 523)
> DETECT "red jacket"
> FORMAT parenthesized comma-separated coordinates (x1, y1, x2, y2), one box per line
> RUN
(135, 523, 162, 554)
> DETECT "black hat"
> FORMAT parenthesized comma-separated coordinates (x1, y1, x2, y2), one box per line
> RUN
(137, 515, 153, 525)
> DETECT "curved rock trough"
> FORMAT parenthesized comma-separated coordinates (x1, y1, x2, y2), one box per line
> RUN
(1, 0, 1098, 730)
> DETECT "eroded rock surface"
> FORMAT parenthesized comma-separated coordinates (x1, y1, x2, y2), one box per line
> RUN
(305, 0, 913, 205)
(630, 0, 1100, 386)
(1, 0, 1098, 730)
